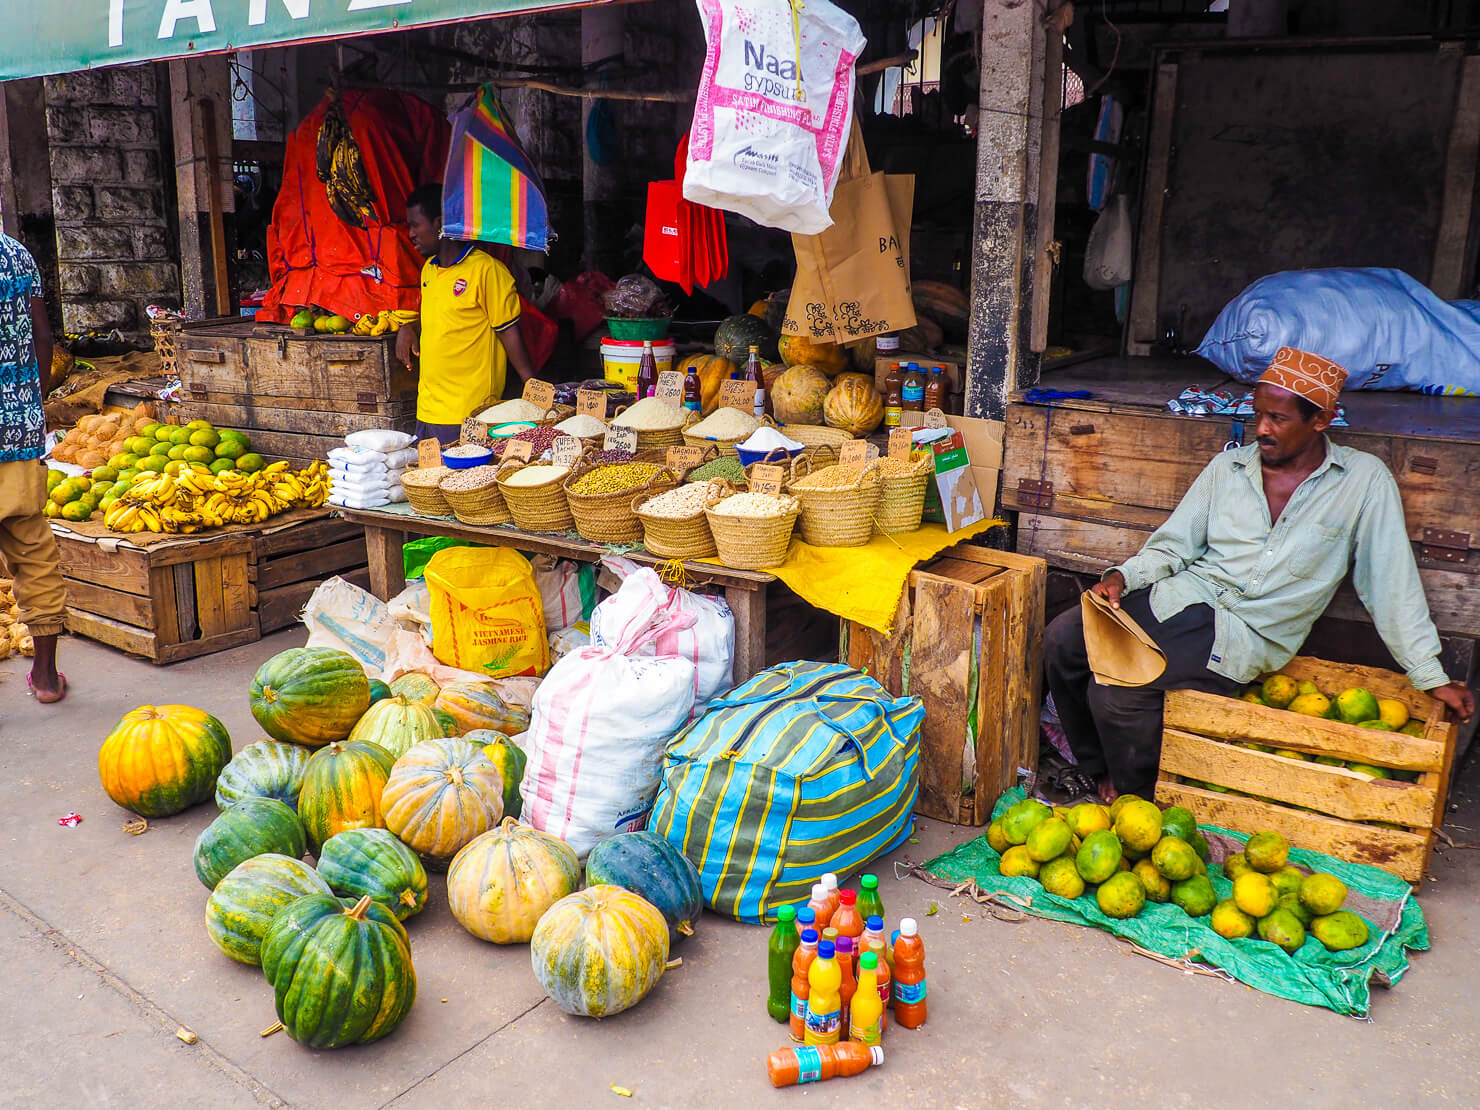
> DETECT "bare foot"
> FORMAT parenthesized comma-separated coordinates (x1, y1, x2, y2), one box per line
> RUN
(28, 670, 66, 704)
(1097, 779, 1119, 807)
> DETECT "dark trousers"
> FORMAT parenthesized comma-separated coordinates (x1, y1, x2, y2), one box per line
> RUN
(414, 420, 463, 447)
(1043, 589, 1241, 797)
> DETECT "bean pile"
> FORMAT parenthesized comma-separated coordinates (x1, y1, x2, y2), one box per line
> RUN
(611, 396, 687, 430)
(440, 465, 500, 491)
(639, 483, 718, 519)
(587, 448, 638, 466)
(687, 457, 746, 484)
(443, 443, 491, 459)
(710, 492, 797, 518)
(687, 407, 758, 440)
(790, 464, 881, 490)
(569, 462, 662, 496)
(876, 455, 930, 477)
(402, 466, 451, 488)
(491, 425, 560, 459)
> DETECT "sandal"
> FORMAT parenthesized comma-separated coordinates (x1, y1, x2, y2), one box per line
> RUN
(1040, 765, 1099, 803)
(26, 672, 67, 705)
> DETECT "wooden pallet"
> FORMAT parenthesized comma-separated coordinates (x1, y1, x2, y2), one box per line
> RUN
(1154, 656, 1456, 884)
(251, 516, 370, 634)
(842, 543, 1047, 825)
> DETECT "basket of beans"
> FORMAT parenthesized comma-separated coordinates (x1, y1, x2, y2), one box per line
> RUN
(400, 466, 454, 516)
(495, 461, 575, 533)
(704, 490, 802, 570)
(439, 465, 511, 526)
(872, 452, 933, 535)
(563, 459, 679, 544)
(786, 446, 883, 547)
(609, 396, 698, 452)
(633, 479, 734, 559)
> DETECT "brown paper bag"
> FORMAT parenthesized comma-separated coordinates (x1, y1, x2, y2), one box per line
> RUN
(1081, 591, 1167, 687)
(783, 122, 917, 342)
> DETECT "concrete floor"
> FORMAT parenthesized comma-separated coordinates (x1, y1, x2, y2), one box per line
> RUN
(4, 629, 1480, 1110)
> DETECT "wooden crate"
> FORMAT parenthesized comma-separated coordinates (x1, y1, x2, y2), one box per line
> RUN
(1155, 656, 1456, 884)
(251, 516, 370, 634)
(842, 544, 1047, 825)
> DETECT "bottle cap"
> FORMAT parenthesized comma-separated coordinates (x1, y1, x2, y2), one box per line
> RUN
(811, 883, 827, 900)
(869, 1047, 885, 1066)
(899, 917, 918, 937)
(836, 936, 853, 954)
(822, 873, 838, 892)
(777, 905, 796, 923)
(822, 927, 838, 942)
(798, 907, 816, 926)
(818, 940, 835, 959)
(800, 928, 818, 944)
(859, 952, 878, 970)
(866, 915, 883, 930)
(860, 874, 879, 890)
(839, 889, 857, 906)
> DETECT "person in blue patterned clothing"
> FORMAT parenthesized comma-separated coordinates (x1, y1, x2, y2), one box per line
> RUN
(0, 231, 65, 702)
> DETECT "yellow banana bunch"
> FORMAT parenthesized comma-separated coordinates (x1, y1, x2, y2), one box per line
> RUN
(386, 309, 418, 334)
(105, 459, 333, 533)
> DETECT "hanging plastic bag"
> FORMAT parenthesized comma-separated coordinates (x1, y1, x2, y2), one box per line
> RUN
(423, 547, 549, 677)
(684, 0, 867, 234)
(1084, 194, 1133, 290)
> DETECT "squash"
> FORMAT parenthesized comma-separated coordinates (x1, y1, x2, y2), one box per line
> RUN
(770, 364, 832, 425)
(214, 740, 309, 810)
(98, 704, 233, 818)
(713, 313, 777, 363)
(778, 334, 849, 376)
(468, 729, 527, 820)
(446, 817, 581, 944)
(204, 853, 332, 965)
(845, 335, 877, 372)
(433, 682, 531, 738)
(433, 708, 458, 736)
(585, 831, 703, 942)
(675, 353, 737, 416)
(347, 695, 445, 759)
(297, 739, 397, 853)
(911, 279, 970, 338)
(382, 738, 504, 862)
(367, 679, 392, 703)
(833, 371, 875, 393)
(389, 672, 441, 706)
(823, 377, 885, 435)
(249, 647, 370, 748)
(316, 828, 429, 921)
(530, 886, 670, 1017)
(193, 798, 306, 890)
(261, 894, 416, 1048)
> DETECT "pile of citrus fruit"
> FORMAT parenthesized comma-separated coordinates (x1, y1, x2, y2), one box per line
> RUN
(1244, 673, 1423, 737)
(987, 794, 1371, 955)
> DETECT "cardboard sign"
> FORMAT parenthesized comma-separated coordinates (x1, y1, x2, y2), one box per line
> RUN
(502, 438, 534, 463)
(459, 418, 495, 449)
(576, 388, 608, 418)
(927, 430, 985, 533)
(522, 378, 557, 413)
(416, 438, 442, 469)
(924, 407, 949, 429)
(604, 426, 638, 454)
(719, 379, 757, 411)
(655, 370, 685, 404)
(667, 445, 706, 472)
(839, 439, 875, 470)
(888, 427, 913, 460)
(750, 464, 785, 496)
(551, 435, 583, 466)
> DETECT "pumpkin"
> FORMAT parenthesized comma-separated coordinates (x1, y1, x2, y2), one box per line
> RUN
(770, 364, 832, 425)
(297, 739, 397, 853)
(98, 704, 232, 817)
(261, 893, 416, 1048)
(316, 828, 429, 921)
(468, 729, 527, 820)
(676, 353, 737, 415)
(433, 682, 530, 738)
(823, 377, 885, 435)
(911, 279, 971, 339)
(214, 740, 309, 810)
(193, 798, 306, 890)
(389, 672, 441, 706)
(382, 738, 504, 861)
(585, 831, 703, 942)
(446, 817, 581, 944)
(713, 313, 777, 363)
(249, 647, 370, 748)
(347, 695, 445, 759)
(530, 886, 670, 1017)
(433, 708, 458, 736)
(833, 371, 875, 393)
(367, 679, 392, 703)
(204, 853, 332, 965)
(778, 334, 849, 376)
(845, 335, 877, 371)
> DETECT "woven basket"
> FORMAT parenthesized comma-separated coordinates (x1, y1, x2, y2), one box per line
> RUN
(496, 461, 575, 533)
(537, 404, 575, 428)
(874, 456, 932, 535)
(401, 466, 454, 516)
(564, 462, 680, 545)
(786, 452, 883, 547)
(781, 423, 853, 449)
(633, 479, 733, 560)
(682, 413, 772, 458)
(610, 405, 698, 453)
(706, 492, 801, 570)
(149, 316, 182, 377)
(440, 467, 512, 527)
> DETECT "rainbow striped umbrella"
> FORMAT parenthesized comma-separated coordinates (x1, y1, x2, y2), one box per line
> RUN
(442, 85, 549, 250)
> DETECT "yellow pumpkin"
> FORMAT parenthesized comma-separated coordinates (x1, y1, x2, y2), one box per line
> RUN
(833, 371, 875, 393)
(382, 738, 504, 861)
(770, 364, 832, 424)
(823, 377, 885, 435)
(446, 817, 582, 943)
(98, 704, 233, 817)
(676, 354, 737, 415)
(778, 334, 849, 376)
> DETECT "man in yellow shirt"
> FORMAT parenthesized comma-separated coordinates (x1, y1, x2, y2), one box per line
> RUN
(398, 184, 535, 443)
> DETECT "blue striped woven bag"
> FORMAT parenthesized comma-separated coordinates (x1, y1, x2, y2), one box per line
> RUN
(648, 661, 922, 923)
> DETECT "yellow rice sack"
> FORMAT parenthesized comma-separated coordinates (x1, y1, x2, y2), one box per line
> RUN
(424, 547, 549, 677)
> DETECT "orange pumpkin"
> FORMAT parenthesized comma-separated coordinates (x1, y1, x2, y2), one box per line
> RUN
(676, 354, 737, 415)
(823, 377, 885, 435)
(98, 704, 233, 817)
(771, 365, 832, 424)
(778, 334, 849, 376)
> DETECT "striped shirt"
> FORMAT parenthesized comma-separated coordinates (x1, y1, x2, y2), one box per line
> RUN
(0, 232, 44, 462)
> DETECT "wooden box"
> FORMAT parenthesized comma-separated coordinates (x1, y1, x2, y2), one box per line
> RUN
(251, 516, 370, 634)
(1155, 656, 1456, 884)
(841, 544, 1046, 825)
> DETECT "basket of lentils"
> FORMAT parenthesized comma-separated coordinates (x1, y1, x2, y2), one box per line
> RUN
(439, 464, 512, 526)
(563, 459, 680, 544)
(704, 490, 802, 570)
(633, 478, 735, 559)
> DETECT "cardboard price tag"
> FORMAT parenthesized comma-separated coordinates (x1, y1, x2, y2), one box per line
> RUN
(750, 464, 785, 496)
(522, 378, 557, 413)
(605, 425, 638, 454)
(502, 438, 534, 463)
(719, 379, 757, 411)
(551, 435, 583, 466)
(924, 407, 949, 429)
(575, 388, 607, 419)
(888, 427, 914, 460)
(459, 419, 495, 449)
(655, 370, 685, 404)
(667, 445, 706, 472)
(839, 440, 877, 470)
(416, 438, 442, 469)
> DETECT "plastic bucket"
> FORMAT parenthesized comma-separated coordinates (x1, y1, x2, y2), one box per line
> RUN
(601, 339, 676, 391)
(606, 317, 671, 341)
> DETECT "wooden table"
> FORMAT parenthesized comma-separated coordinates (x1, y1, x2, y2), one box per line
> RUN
(337, 507, 776, 684)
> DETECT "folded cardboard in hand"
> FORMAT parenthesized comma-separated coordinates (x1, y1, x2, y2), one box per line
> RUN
(1081, 590, 1166, 687)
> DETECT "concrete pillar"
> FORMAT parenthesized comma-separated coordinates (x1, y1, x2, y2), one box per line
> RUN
(0, 79, 59, 325)
(581, 5, 624, 274)
(168, 56, 236, 318)
(1228, 0, 1288, 37)
(964, 0, 1046, 420)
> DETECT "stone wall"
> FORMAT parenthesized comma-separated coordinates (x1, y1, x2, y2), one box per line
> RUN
(42, 64, 179, 334)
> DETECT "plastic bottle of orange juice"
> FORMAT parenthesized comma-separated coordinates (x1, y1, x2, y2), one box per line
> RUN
(766, 1042, 884, 1087)
(893, 918, 927, 1029)
(807, 883, 834, 929)
(832, 889, 865, 944)
(850, 952, 884, 1046)
(803, 940, 843, 1046)
(788, 928, 819, 1043)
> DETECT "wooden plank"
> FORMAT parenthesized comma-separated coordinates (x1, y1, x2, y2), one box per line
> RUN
(62, 579, 154, 627)
(192, 555, 231, 639)
(253, 517, 363, 560)
(843, 590, 910, 695)
(64, 608, 158, 659)
(257, 566, 370, 634)
(911, 575, 977, 824)
(175, 388, 415, 414)
(725, 582, 768, 687)
(155, 626, 261, 665)
(1431, 51, 1480, 297)
(1014, 512, 1149, 573)
(220, 552, 254, 633)
(175, 332, 408, 402)
(1160, 729, 1436, 827)
(229, 428, 346, 467)
(360, 523, 408, 601)
(173, 562, 196, 645)
(150, 563, 181, 644)
(973, 571, 1013, 824)
(256, 538, 369, 591)
(167, 399, 415, 437)
(1127, 61, 1179, 355)
(148, 533, 254, 568)
(55, 538, 151, 596)
(1010, 549, 1046, 783)
(1155, 781, 1430, 883)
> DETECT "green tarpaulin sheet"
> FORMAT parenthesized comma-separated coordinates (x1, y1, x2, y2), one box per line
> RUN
(920, 787, 1429, 1017)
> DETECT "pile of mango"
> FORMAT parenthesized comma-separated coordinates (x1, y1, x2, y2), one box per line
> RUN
(1245, 673, 1424, 737)
(988, 795, 1370, 955)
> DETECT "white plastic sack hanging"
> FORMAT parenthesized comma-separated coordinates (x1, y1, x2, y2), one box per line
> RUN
(684, 0, 866, 234)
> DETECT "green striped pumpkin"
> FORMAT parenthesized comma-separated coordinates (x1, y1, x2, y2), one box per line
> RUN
(261, 893, 416, 1049)
(382, 738, 504, 862)
(467, 729, 527, 820)
(347, 696, 446, 760)
(298, 739, 396, 853)
(389, 672, 441, 705)
(530, 886, 670, 1017)
(97, 704, 232, 818)
(249, 647, 371, 747)
(447, 818, 581, 944)
(205, 853, 331, 965)
(214, 740, 310, 810)
(433, 682, 531, 737)
(585, 831, 703, 943)
(368, 679, 393, 703)
(193, 798, 306, 890)
(316, 828, 428, 921)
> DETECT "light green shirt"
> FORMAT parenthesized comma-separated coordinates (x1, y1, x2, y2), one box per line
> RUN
(1111, 439, 1448, 691)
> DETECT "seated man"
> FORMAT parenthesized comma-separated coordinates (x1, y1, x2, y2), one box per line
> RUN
(1045, 347, 1475, 803)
